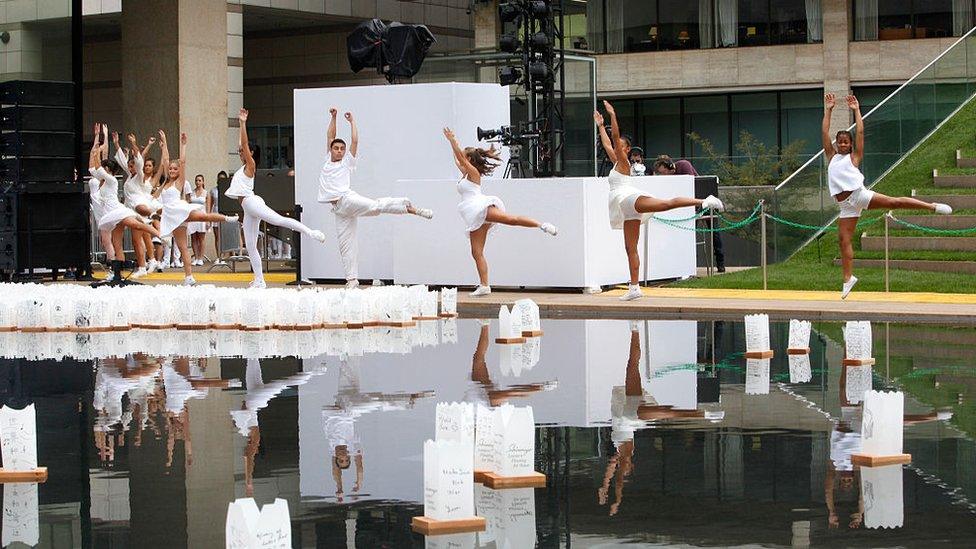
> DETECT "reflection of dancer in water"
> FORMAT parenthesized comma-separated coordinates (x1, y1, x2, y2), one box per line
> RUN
(322, 358, 430, 502)
(595, 103, 723, 301)
(442, 128, 558, 297)
(823, 94, 953, 298)
(467, 320, 547, 406)
(319, 108, 433, 289)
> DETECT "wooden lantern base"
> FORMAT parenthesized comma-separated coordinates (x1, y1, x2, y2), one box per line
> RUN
(439, 313, 459, 318)
(842, 357, 875, 366)
(0, 467, 48, 483)
(188, 378, 232, 389)
(521, 330, 544, 338)
(411, 516, 486, 536)
(384, 321, 417, 328)
(495, 337, 526, 344)
(478, 471, 546, 489)
(346, 323, 365, 330)
(745, 350, 774, 359)
(362, 321, 383, 328)
(321, 323, 346, 329)
(787, 348, 810, 355)
(413, 316, 440, 321)
(20, 327, 47, 333)
(851, 453, 911, 467)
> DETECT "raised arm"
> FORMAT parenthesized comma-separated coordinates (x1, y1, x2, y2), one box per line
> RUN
(327, 107, 337, 146)
(848, 95, 864, 166)
(822, 93, 836, 161)
(178, 133, 187, 183)
(112, 131, 127, 168)
(89, 123, 102, 171)
(159, 130, 170, 179)
(100, 124, 109, 162)
(442, 127, 479, 180)
(603, 100, 630, 174)
(140, 134, 156, 161)
(594, 110, 616, 164)
(126, 133, 144, 174)
(238, 108, 255, 178)
(345, 111, 358, 157)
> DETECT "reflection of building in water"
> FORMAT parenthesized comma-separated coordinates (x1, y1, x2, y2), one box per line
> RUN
(466, 321, 552, 408)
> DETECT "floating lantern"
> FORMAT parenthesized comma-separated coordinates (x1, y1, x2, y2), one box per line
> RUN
(511, 299, 542, 337)
(745, 358, 770, 395)
(853, 390, 911, 467)
(225, 498, 291, 549)
(787, 319, 811, 354)
(495, 306, 525, 344)
(440, 288, 458, 318)
(844, 321, 874, 365)
(414, 439, 484, 535)
(743, 314, 773, 358)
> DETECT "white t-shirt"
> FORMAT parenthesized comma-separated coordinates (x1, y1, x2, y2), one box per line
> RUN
(827, 154, 865, 197)
(225, 165, 255, 199)
(317, 154, 357, 202)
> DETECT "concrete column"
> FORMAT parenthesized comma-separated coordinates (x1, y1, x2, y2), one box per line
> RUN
(0, 24, 44, 81)
(822, 0, 851, 131)
(121, 0, 227, 182)
(473, 0, 499, 50)
(227, 1, 244, 171)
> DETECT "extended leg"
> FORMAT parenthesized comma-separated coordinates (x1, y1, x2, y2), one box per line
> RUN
(484, 206, 540, 228)
(241, 198, 317, 238)
(868, 192, 946, 212)
(242, 213, 264, 285)
(634, 195, 701, 213)
(173, 226, 192, 278)
(334, 213, 358, 282)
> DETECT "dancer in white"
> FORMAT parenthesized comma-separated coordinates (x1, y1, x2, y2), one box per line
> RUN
(89, 123, 161, 275)
(597, 101, 724, 301)
(114, 132, 159, 276)
(442, 127, 558, 297)
(226, 108, 326, 289)
(142, 134, 170, 271)
(319, 108, 433, 288)
(823, 93, 952, 299)
(157, 131, 238, 286)
(88, 124, 115, 278)
(187, 174, 209, 266)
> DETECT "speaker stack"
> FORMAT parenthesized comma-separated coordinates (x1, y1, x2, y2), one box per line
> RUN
(0, 80, 89, 278)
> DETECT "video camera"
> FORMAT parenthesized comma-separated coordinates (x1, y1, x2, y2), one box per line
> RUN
(476, 121, 542, 147)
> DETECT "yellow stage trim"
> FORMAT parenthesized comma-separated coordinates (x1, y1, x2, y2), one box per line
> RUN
(94, 272, 295, 283)
(604, 286, 976, 305)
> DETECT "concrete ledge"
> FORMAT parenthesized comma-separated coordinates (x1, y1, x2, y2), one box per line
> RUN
(894, 215, 976, 229)
(914, 194, 976, 209)
(934, 175, 976, 188)
(861, 236, 976, 252)
(835, 258, 976, 274)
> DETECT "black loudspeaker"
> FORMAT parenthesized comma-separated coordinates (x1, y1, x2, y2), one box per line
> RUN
(697, 375, 720, 403)
(0, 157, 75, 183)
(13, 229, 89, 270)
(0, 231, 14, 271)
(0, 193, 13, 230)
(13, 192, 88, 231)
(0, 106, 74, 132)
(0, 131, 74, 157)
(0, 80, 73, 108)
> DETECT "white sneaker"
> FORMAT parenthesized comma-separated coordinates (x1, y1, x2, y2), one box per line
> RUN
(470, 285, 491, 297)
(151, 237, 162, 245)
(372, 279, 385, 287)
(183, 275, 196, 286)
(310, 230, 327, 243)
(841, 275, 858, 300)
(619, 285, 643, 301)
(702, 195, 725, 212)
(539, 222, 559, 236)
(146, 259, 158, 272)
(248, 279, 266, 289)
(415, 208, 434, 220)
(345, 280, 360, 289)
(934, 203, 953, 215)
(131, 267, 148, 279)
(104, 271, 115, 282)
(196, 259, 205, 266)
(174, 261, 184, 268)
(224, 214, 239, 223)
(214, 259, 227, 266)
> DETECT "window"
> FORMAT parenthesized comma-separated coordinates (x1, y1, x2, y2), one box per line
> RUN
(780, 90, 823, 156)
(638, 97, 682, 160)
(855, 0, 969, 41)
(684, 95, 730, 174)
(658, 0, 701, 50)
(732, 93, 778, 155)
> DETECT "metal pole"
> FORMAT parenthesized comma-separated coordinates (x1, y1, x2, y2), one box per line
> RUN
(884, 211, 892, 292)
(707, 214, 714, 276)
(642, 222, 648, 287)
(760, 200, 767, 290)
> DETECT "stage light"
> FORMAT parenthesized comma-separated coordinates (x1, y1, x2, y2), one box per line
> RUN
(529, 31, 550, 50)
(499, 66, 523, 86)
(528, 61, 550, 80)
(499, 32, 521, 53)
(498, 2, 522, 23)
(529, 1, 551, 16)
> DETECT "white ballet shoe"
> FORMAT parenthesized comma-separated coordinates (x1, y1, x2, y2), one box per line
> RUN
(104, 271, 115, 282)
(345, 280, 360, 289)
(248, 279, 266, 289)
(131, 267, 148, 279)
(415, 208, 434, 219)
(146, 259, 158, 272)
(539, 222, 558, 236)
(224, 214, 239, 223)
(619, 285, 643, 301)
(470, 285, 491, 297)
(841, 275, 858, 300)
(702, 195, 725, 212)
(934, 203, 953, 215)
(183, 275, 196, 286)
(310, 230, 327, 243)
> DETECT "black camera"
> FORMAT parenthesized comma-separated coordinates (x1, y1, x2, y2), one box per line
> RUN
(477, 124, 540, 147)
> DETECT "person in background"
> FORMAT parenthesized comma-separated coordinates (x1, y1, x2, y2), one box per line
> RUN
(628, 147, 646, 176)
(210, 171, 227, 265)
(653, 154, 725, 272)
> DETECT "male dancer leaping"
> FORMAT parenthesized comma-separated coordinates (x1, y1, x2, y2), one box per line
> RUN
(318, 107, 433, 288)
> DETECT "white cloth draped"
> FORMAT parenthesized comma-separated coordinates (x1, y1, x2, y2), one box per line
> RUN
(854, 0, 879, 41)
(716, 0, 738, 48)
(806, 0, 823, 42)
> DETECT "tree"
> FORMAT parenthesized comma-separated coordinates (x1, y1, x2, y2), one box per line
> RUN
(687, 130, 807, 186)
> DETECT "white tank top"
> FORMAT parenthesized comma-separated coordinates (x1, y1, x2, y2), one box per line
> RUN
(608, 167, 629, 188)
(190, 191, 206, 205)
(827, 154, 865, 197)
(160, 184, 182, 205)
(456, 176, 483, 199)
(225, 165, 254, 198)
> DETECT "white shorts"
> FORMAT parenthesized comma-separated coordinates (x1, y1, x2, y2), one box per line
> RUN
(837, 187, 875, 219)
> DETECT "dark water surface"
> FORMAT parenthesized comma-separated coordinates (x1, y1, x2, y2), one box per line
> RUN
(2, 318, 975, 548)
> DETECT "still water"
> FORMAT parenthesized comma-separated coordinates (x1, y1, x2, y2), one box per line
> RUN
(1, 318, 975, 548)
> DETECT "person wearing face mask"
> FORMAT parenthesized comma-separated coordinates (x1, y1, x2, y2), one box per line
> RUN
(628, 147, 647, 176)
(822, 93, 952, 299)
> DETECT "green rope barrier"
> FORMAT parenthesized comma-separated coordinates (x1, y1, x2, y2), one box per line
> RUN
(652, 202, 763, 233)
(889, 216, 976, 235)
(649, 209, 709, 223)
(765, 213, 883, 232)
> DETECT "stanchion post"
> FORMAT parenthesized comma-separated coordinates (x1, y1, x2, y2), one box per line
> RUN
(707, 213, 714, 277)
(760, 200, 767, 291)
(884, 211, 892, 292)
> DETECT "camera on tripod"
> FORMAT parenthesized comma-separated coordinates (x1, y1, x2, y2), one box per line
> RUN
(476, 123, 540, 147)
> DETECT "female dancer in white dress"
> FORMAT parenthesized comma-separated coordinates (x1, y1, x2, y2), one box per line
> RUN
(823, 93, 952, 299)
(597, 101, 724, 301)
(89, 124, 161, 275)
(88, 124, 114, 276)
(226, 108, 326, 289)
(442, 127, 558, 297)
(187, 174, 209, 266)
(114, 131, 159, 276)
(157, 131, 238, 285)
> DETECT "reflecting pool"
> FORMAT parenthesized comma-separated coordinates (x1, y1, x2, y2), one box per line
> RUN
(1, 318, 975, 547)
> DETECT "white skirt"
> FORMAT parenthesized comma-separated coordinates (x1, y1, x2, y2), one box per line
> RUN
(187, 220, 209, 234)
(458, 194, 505, 233)
(160, 201, 203, 236)
(608, 183, 651, 230)
(98, 203, 139, 231)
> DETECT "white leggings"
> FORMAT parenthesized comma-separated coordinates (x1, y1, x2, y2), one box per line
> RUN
(242, 194, 317, 282)
(331, 191, 410, 280)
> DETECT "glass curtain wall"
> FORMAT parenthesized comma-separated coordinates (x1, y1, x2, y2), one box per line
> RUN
(854, 0, 974, 41)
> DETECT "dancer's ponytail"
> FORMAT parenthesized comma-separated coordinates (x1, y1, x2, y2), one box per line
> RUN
(464, 146, 502, 176)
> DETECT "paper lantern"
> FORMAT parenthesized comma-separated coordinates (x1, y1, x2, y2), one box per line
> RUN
(861, 390, 905, 459)
(745, 358, 770, 395)
(491, 404, 536, 477)
(423, 439, 475, 520)
(225, 498, 291, 549)
(861, 464, 904, 529)
(496, 306, 525, 344)
(788, 353, 812, 383)
(743, 314, 770, 354)
(435, 402, 475, 448)
(511, 299, 541, 336)
(440, 288, 458, 317)
(844, 321, 873, 361)
(788, 319, 811, 352)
